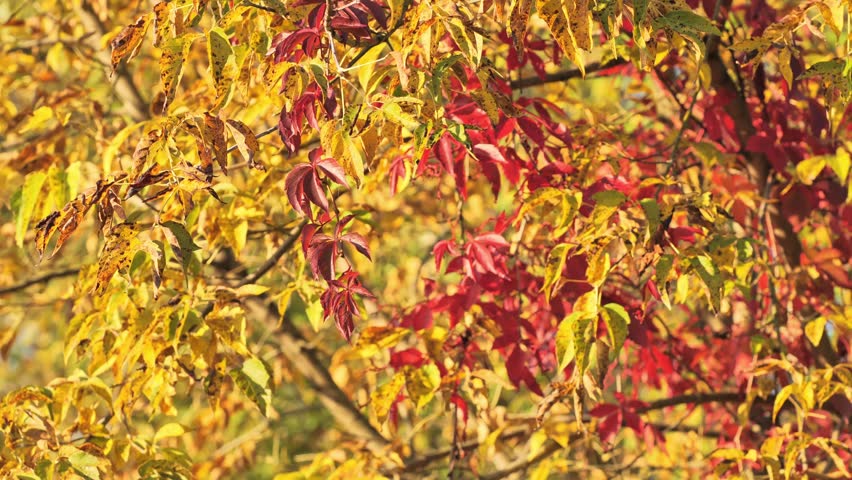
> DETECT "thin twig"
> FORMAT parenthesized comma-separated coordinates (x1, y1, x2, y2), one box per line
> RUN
(510, 59, 629, 89)
(0, 268, 80, 296)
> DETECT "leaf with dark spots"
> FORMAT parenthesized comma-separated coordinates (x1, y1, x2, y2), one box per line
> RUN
(110, 15, 151, 73)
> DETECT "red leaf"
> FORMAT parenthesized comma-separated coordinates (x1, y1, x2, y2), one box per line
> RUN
(340, 232, 371, 260)
(316, 157, 349, 187)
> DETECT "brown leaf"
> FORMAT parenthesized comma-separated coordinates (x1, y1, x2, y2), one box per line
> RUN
(203, 113, 228, 174)
(110, 14, 152, 73)
(225, 119, 263, 170)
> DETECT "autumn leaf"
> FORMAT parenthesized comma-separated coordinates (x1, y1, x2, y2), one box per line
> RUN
(93, 223, 142, 296)
(110, 14, 151, 73)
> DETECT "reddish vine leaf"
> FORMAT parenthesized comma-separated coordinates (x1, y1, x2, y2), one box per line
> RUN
(307, 215, 371, 281)
(321, 271, 374, 341)
(285, 150, 349, 219)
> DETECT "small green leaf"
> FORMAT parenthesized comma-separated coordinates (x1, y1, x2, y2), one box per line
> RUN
(640, 198, 661, 237)
(230, 356, 274, 416)
(656, 10, 721, 36)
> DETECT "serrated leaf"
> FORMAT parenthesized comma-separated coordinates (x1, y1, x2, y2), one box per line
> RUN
(16, 171, 47, 248)
(160, 221, 200, 266)
(656, 10, 721, 36)
(226, 120, 262, 169)
(572, 312, 595, 375)
(542, 243, 571, 300)
(207, 27, 235, 108)
(372, 372, 405, 424)
(230, 357, 274, 416)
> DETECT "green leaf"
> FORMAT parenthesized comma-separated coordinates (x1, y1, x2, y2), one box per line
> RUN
(59, 445, 101, 480)
(555, 313, 577, 370)
(230, 356, 274, 416)
(656, 254, 674, 283)
(601, 303, 630, 358)
(161, 220, 201, 266)
(16, 171, 48, 248)
(590, 190, 626, 228)
(542, 243, 571, 300)
(640, 198, 661, 237)
(572, 312, 595, 375)
(656, 10, 721, 36)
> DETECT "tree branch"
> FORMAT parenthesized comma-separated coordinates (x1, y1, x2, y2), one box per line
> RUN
(204, 218, 390, 452)
(0, 268, 80, 297)
(510, 59, 629, 90)
(635, 391, 744, 413)
(479, 440, 564, 480)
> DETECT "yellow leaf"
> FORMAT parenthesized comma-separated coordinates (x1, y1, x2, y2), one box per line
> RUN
(20, 106, 56, 135)
(16, 171, 48, 248)
(508, 0, 534, 54)
(795, 156, 827, 185)
(778, 48, 793, 88)
(536, 0, 584, 75)
(804, 317, 827, 346)
(586, 248, 610, 287)
(93, 223, 142, 296)
(153, 422, 185, 442)
(207, 27, 236, 109)
(159, 34, 198, 110)
(772, 384, 795, 422)
(371, 372, 405, 424)
(405, 364, 440, 410)
(542, 243, 571, 300)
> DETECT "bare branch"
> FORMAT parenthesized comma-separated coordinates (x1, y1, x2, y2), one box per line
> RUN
(510, 59, 629, 90)
(0, 268, 80, 297)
